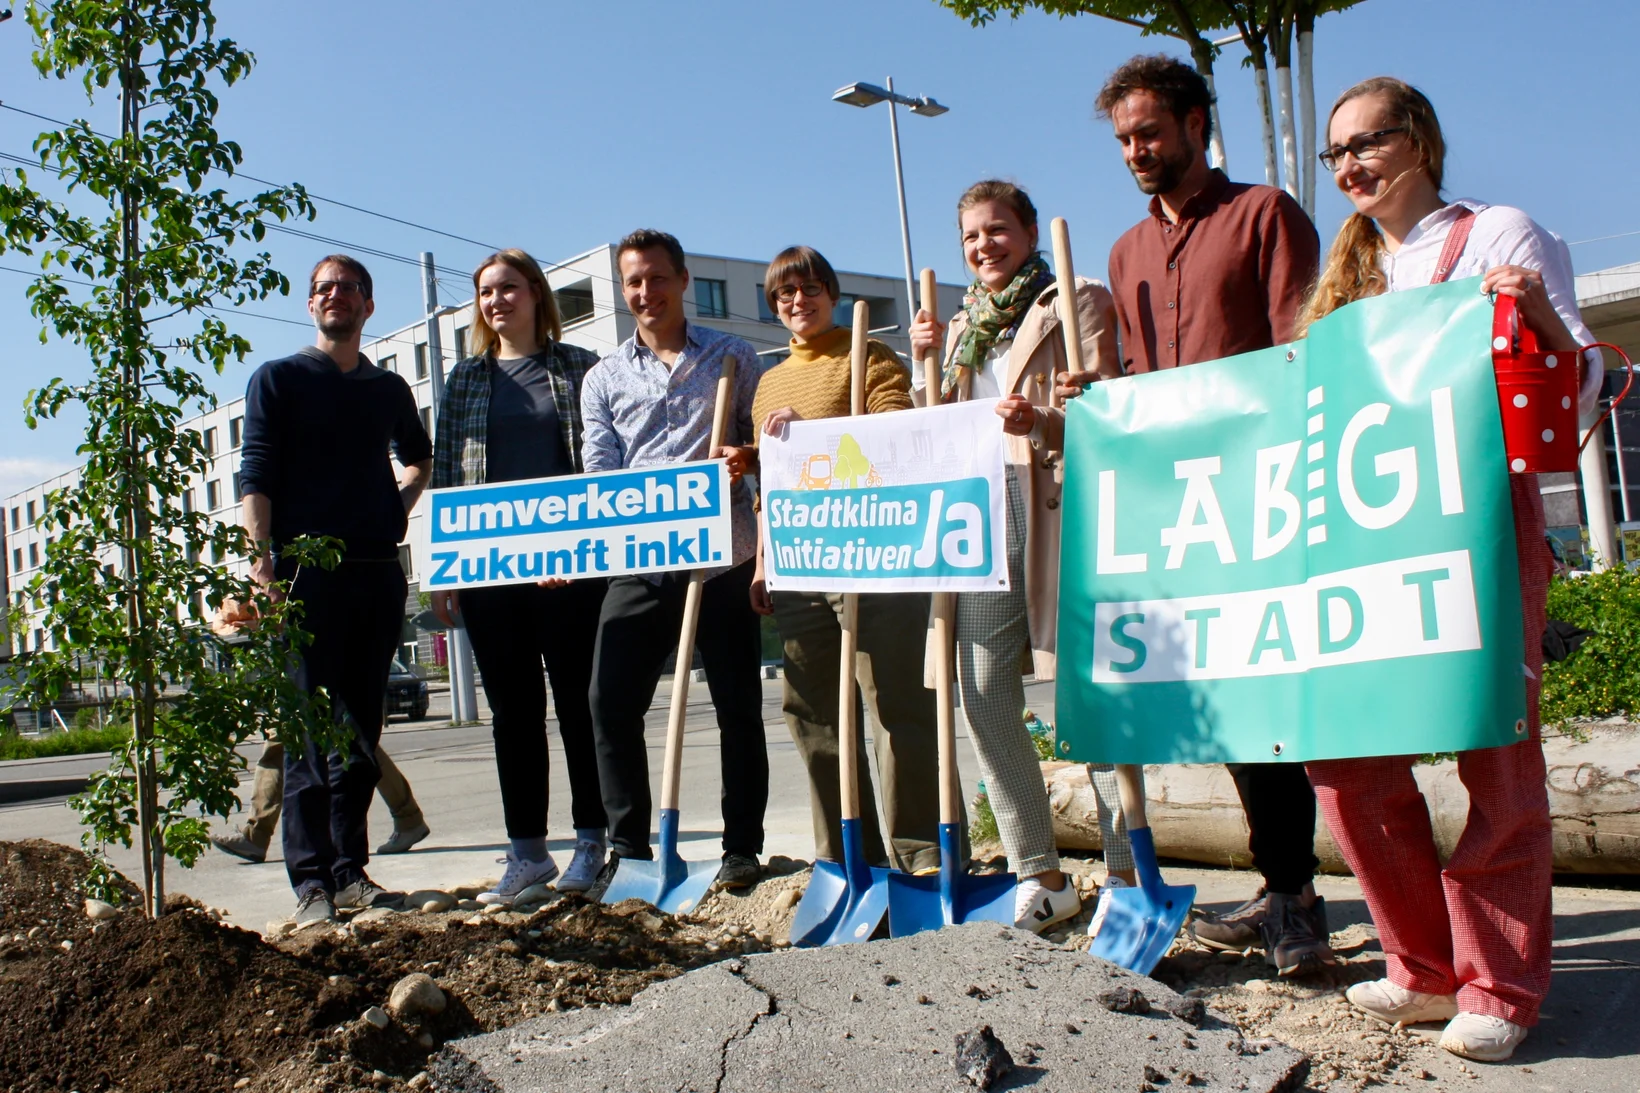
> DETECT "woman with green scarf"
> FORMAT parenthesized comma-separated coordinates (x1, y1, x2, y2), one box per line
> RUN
(910, 179, 1132, 934)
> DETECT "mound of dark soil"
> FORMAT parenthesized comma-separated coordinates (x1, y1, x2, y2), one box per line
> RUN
(0, 840, 766, 1092)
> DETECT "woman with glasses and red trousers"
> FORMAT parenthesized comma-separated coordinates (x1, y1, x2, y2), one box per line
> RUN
(430, 249, 610, 903)
(1299, 78, 1600, 1063)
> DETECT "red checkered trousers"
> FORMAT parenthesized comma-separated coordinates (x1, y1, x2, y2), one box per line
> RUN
(1307, 476, 1554, 1026)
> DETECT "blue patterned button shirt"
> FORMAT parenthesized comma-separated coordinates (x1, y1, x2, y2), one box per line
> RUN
(580, 322, 760, 574)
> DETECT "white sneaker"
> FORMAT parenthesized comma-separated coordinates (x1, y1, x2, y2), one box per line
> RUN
(557, 838, 609, 894)
(1440, 1012, 1528, 1062)
(1346, 978, 1459, 1025)
(1014, 876, 1081, 933)
(477, 853, 560, 906)
(1086, 876, 1128, 940)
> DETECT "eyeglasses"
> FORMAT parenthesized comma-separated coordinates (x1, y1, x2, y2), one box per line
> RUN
(1318, 127, 1406, 172)
(773, 281, 826, 304)
(311, 279, 366, 298)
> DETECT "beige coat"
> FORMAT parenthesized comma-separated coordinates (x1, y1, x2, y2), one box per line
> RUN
(920, 277, 1120, 682)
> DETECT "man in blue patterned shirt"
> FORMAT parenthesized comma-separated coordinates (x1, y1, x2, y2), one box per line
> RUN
(580, 229, 768, 892)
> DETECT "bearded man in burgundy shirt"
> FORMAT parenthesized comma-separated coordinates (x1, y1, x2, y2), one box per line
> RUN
(1066, 54, 1331, 976)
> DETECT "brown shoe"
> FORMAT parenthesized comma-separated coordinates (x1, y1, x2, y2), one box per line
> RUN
(1187, 888, 1268, 951)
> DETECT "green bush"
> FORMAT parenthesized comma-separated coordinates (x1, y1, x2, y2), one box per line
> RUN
(1541, 566, 1640, 724)
(0, 722, 132, 761)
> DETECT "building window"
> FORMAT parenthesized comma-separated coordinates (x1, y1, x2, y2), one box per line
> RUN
(26, 500, 36, 525)
(11, 547, 20, 572)
(557, 280, 595, 325)
(695, 278, 728, 319)
(34, 628, 43, 653)
(206, 480, 221, 510)
(833, 293, 859, 328)
(229, 416, 244, 449)
(203, 427, 217, 457)
(757, 286, 778, 323)
(379, 353, 397, 375)
(28, 543, 39, 567)
(182, 489, 194, 514)
(9, 507, 17, 530)
(455, 326, 469, 360)
(415, 343, 429, 380)
(211, 540, 224, 564)
(232, 472, 242, 501)
(420, 406, 432, 437)
(398, 543, 414, 578)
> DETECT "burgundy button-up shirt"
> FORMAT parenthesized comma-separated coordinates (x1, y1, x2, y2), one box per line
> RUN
(1109, 169, 1319, 372)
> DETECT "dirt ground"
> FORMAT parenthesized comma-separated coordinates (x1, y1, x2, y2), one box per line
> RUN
(0, 837, 1490, 1093)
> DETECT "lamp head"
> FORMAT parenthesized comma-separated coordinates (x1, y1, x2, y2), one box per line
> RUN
(909, 97, 948, 118)
(832, 82, 889, 108)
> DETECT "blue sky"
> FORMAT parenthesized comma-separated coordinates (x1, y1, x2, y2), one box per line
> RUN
(2, 0, 1637, 491)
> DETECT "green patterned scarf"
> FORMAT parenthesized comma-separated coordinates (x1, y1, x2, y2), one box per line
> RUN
(943, 252, 1054, 401)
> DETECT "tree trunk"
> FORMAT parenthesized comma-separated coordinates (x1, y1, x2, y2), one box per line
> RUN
(1249, 41, 1280, 189)
(1297, 16, 1318, 217)
(1174, 19, 1228, 173)
(1271, 8, 1300, 202)
(118, 15, 163, 920)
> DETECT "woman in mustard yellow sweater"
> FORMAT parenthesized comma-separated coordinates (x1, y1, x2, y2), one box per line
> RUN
(749, 245, 945, 874)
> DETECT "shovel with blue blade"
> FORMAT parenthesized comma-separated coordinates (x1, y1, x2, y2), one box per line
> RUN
(790, 302, 897, 948)
(887, 268, 1016, 937)
(1086, 765, 1194, 976)
(600, 354, 740, 916)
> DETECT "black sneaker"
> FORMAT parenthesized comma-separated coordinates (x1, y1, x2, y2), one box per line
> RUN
(717, 853, 762, 890)
(294, 885, 337, 924)
(334, 874, 405, 911)
(1261, 892, 1337, 976)
(585, 853, 624, 901)
(1187, 888, 1268, 951)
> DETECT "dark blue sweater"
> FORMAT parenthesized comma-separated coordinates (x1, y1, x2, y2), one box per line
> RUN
(238, 347, 432, 554)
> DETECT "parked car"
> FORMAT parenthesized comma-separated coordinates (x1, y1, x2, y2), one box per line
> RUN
(386, 657, 430, 721)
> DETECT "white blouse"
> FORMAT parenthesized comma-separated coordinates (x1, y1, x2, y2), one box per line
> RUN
(1380, 199, 1601, 419)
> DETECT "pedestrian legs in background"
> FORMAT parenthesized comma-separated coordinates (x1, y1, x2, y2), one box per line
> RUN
(776, 588, 944, 875)
(212, 736, 431, 863)
(462, 578, 609, 902)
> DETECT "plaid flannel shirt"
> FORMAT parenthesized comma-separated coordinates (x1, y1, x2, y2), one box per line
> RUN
(430, 341, 601, 489)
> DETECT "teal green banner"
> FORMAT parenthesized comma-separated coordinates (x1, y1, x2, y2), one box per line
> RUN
(1055, 279, 1527, 764)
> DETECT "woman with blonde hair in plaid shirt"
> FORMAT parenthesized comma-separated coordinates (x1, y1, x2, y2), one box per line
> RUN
(429, 248, 610, 903)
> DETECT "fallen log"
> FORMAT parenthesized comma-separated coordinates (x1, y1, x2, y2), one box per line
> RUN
(1043, 720, 1640, 875)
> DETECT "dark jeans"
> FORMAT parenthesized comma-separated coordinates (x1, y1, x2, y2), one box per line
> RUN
(280, 557, 406, 894)
(589, 559, 768, 860)
(460, 578, 608, 838)
(1228, 761, 1321, 895)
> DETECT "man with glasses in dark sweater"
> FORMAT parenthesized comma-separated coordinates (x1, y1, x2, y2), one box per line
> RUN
(236, 254, 433, 923)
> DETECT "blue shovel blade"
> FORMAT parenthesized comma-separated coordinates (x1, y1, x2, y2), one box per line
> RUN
(1087, 827, 1194, 976)
(600, 809, 720, 916)
(887, 823, 1016, 937)
(790, 818, 892, 947)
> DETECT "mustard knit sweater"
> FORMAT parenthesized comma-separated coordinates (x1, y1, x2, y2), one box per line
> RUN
(751, 325, 912, 442)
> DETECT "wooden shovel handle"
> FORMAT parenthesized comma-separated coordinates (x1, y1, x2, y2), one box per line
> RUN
(1050, 217, 1084, 412)
(919, 269, 960, 826)
(659, 353, 738, 813)
(1114, 764, 1149, 832)
(839, 305, 869, 819)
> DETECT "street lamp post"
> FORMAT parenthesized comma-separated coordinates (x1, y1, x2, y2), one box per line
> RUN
(833, 78, 947, 328)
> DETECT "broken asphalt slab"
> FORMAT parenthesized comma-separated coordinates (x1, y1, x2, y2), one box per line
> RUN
(429, 922, 1309, 1092)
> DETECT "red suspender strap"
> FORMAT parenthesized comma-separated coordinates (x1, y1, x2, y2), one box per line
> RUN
(1429, 206, 1477, 285)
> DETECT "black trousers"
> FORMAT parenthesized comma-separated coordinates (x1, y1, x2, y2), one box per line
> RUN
(1228, 761, 1321, 895)
(460, 578, 608, 839)
(280, 557, 406, 894)
(589, 559, 768, 860)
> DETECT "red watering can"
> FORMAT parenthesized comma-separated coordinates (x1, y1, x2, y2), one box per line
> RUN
(1493, 294, 1632, 474)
